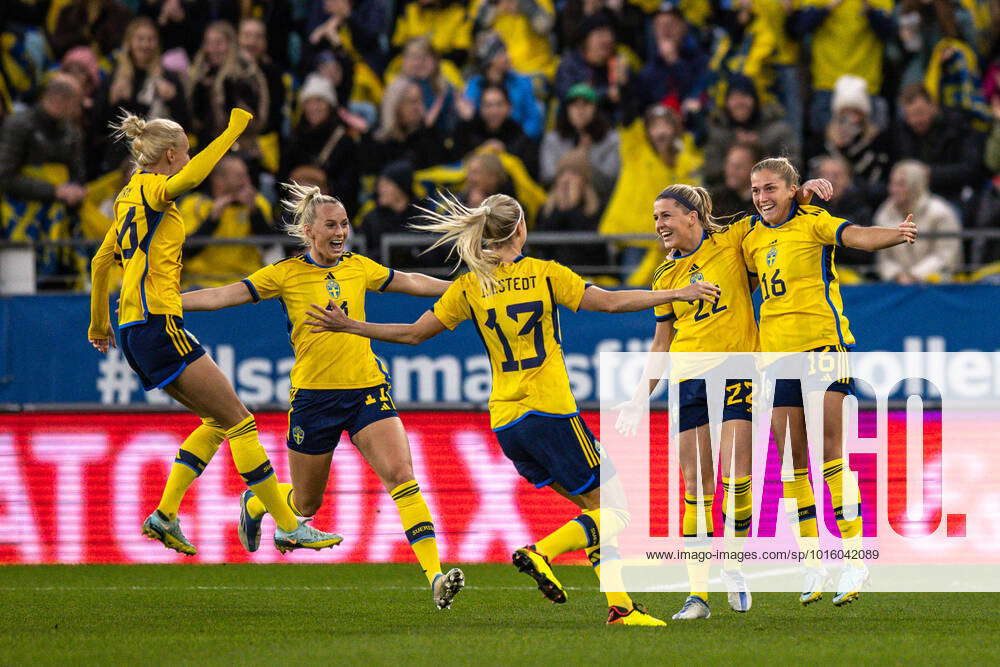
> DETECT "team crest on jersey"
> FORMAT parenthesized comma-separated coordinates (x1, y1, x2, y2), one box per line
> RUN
(766, 246, 778, 267)
(325, 272, 341, 299)
(291, 426, 305, 445)
(689, 272, 704, 283)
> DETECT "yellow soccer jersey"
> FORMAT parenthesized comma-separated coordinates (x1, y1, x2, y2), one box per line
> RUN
(432, 256, 587, 430)
(244, 252, 395, 390)
(800, 0, 893, 93)
(651, 220, 759, 354)
(741, 203, 856, 352)
(104, 171, 188, 326)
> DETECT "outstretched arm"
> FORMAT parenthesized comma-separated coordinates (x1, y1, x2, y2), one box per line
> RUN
(384, 271, 451, 297)
(615, 319, 676, 436)
(164, 109, 253, 201)
(182, 281, 254, 311)
(87, 227, 120, 353)
(841, 214, 918, 252)
(578, 281, 720, 313)
(306, 301, 447, 345)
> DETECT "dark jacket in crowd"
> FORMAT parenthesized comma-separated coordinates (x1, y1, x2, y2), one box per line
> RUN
(452, 116, 539, 177)
(0, 106, 85, 202)
(893, 110, 985, 202)
(282, 117, 365, 216)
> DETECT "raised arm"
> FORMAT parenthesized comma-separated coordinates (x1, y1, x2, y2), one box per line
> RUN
(383, 270, 451, 297)
(87, 227, 120, 353)
(578, 281, 720, 313)
(164, 108, 252, 200)
(841, 214, 917, 252)
(305, 301, 447, 345)
(182, 281, 255, 311)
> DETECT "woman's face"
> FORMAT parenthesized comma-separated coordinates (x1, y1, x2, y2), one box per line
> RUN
(130, 24, 158, 67)
(480, 89, 510, 130)
(653, 196, 700, 252)
(567, 98, 595, 131)
(402, 46, 436, 80)
(204, 28, 230, 67)
(750, 168, 797, 225)
(397, 84, 425, 131)
(302, 97, 333, 127)
(306, 202, 351, 264)
(726, 90, 755, 124)
(238, 20, 267, 60)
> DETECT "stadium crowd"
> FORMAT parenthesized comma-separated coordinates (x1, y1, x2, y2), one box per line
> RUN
(1, 0, 999, 290)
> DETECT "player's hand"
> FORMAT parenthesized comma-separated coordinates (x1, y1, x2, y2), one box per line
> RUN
(229, 107, 253, 129)
(898, 214, 917, 244)
(675, 281, 720, 303)
(89, 331, 116, 353)
(613, 397, 646, 437)
(305, 300, 350, 333)
(798, 178, 833, 204)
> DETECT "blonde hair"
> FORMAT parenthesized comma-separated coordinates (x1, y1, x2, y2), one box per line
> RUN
(411, 192, 524, 293)
(189, 21, 269, 136)
(751, 156, 800, 187)
(110, 17, 162, 104)
(656, 184, 726, 236)
(111, 111, 185, 170)
(377, 77, 423, 141)
(280, 181, 344, 248)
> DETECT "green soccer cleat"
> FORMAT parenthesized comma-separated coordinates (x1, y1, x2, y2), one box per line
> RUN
(432, 568, 466, 609)
(238, 490, 263, 553)
(274, 519, 344, 554)
(513, 546, 567, 604)
(141, 510, 196, 556)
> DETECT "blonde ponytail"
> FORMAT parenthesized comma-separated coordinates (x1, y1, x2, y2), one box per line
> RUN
(281, 181, 343, 248)
(111, 110, 185, 170)
(656, 184, 727, 234)
(411, 192, 523, 293)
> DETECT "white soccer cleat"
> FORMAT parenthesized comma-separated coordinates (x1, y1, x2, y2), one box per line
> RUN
(832, 563, 870, 606)
(432, 567, 465, 609)
(671, 595, 711, 620)
(799, 565, 830, 605)
(721, 569, 752, 613)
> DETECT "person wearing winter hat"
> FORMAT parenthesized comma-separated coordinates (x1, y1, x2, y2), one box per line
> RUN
(822, 74, 891, 207)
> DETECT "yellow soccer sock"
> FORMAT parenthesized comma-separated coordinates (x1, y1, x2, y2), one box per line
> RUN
(226, 416, 297, 532)
(247, 482, 300, 519)
(722, 476, 752, 570)
(391, 481, 441, 584)
(157, 418, 225, 520)
(784, 468, 820, 566)
(823, 458, 863, 562)
(535, 508, 601, 561)
(683, 493, 713, 600)
(586, 543, 633, 609)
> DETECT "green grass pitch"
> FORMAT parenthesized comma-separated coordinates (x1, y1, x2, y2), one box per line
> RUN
(1, 563, 997, 664)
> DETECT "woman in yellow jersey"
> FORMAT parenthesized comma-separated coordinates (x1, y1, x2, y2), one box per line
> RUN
(306, 192, 720, 626)
(179, 184, 465, 610)
(87, 109, 343, 558)
(742, 157, 916, 606)
(618, 184, 760, 621)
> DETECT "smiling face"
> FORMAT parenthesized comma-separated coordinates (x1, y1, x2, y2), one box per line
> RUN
(204, 27, 231, 67)
(653, 196, 700, 252)
(129, 23, 159, 68)
(750, 168, 797, 224)
(238, 19, 267, 60)
(305, 202, 351, 264)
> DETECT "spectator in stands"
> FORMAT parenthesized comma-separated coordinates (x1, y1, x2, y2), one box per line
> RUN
(398, 37, 459, 134)
(462, 32, 544, 140)
(554, 10, 632, 114)
(709, 142, 758, 219)
(822, 74, 891, 206)
(702, 74, 799, 188)
(813, 154, 875, 276)
(464, 151, 515, 206)
(359, 160, 444, 267)
(473, 0, 557, 79)
(392, 0, 473, 66)
(59, 46, 104, 179)
(635, 6, 708, 123)
(0, 75, 87, 288)
(540, 83, 620, 199)
(282, 73, 365, 215)
(372, 77, 449, 172)
(100, 17, 190, 174)
(188, 21, 270, 163)
(894, 83, 984, 207)
(972, 91, 1000, 264)
(453, 83, 538, 176)
(536, 150, 608, 268)
(180, 155, 274, 287)
(306, 0, 389, 79)
(789, 0, 894, 137)
(556, 0, 645, 55)
(875, 160, 962, 283)
(239, 18, 287, 154)
(49, 0, 133, 59)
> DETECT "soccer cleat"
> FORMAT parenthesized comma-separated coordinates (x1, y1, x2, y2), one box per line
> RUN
(721, 569, 752, 613)
(512, 546, 567, 604)
(672, 595, 711, 620)
(141, 510, 196, 556)
(607, 602, 667, 627)
(238, 490, 263, 552)
(832, 563, 870, 606)
(274, 519, 344, 553)
(432, 568, 466, 610)
(799, 565, 830, 605)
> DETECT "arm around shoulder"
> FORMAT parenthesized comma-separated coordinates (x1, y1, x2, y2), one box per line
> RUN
(182, 281, 255, 311)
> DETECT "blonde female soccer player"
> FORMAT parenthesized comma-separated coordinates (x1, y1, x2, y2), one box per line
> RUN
(87, 109, 342, 556)
(179, 184, 465, 610)
(305, 192, 721, 626)
(618, 184, 760, 620)
(743, 157, 916, 606)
